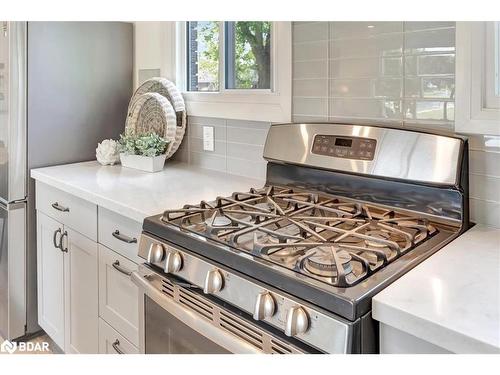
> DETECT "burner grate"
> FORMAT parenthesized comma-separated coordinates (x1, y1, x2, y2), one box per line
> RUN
(161, 186, 438, 287)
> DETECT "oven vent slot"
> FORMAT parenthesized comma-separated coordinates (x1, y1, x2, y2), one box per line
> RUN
(270, 339, 293, 354)
(161, 279, 174, 298)
(178, 288, 214, 322)
(219, 311, 264, 350)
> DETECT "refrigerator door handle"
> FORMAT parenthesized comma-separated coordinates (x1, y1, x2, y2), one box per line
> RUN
(4, 22, 27, 203)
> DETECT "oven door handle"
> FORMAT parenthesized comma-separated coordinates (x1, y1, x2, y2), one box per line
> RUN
(130, 270, 163, 301)
(130, 270, 262, 354)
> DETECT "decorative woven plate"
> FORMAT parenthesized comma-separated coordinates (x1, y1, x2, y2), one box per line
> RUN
(126, 78, 186, 158)
(125, 92, 178, 157)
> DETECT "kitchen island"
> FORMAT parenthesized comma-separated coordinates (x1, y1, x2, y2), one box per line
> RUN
(373, 225, 500, 354)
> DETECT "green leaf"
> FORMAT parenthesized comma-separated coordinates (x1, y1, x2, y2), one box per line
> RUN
(118, 132, 169, 157)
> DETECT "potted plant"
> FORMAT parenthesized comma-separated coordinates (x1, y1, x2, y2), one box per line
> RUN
(118, 132, 170, 173)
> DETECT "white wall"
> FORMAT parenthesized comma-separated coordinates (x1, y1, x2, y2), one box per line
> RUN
(133, 22, 175, 88)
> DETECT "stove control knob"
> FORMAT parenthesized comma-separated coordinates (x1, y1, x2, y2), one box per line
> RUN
(285, 306, 309, 337)
(147, 243, 165, 264)
(253, 291, 276, 321)
(164, 250, 183, 274)
(204, 269, 224, 294)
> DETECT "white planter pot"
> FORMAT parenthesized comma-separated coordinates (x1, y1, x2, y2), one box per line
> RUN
(119, 153, 166, 173)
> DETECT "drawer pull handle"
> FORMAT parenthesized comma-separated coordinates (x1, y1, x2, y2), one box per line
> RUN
(112, 339, 124, 354)
(53, 228, 62, 249)
(112, 260, 132, 276)
(112, 230, 137, 244)
(60, 231, 68, 253)
(52, 202, 69, 212)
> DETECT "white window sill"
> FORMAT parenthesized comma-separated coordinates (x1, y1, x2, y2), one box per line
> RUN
(182, 90, 291, 122)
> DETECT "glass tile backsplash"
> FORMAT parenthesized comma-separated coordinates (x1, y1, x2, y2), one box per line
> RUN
(291, 22, 500, 228)
(292, 21, 456, 128)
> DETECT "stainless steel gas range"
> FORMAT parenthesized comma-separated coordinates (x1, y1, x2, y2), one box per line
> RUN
(131, 123, 469, 354)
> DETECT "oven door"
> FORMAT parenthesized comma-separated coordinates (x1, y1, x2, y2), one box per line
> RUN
(131, 265, 307, 354)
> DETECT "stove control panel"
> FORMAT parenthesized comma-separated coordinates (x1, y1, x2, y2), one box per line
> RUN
(312, 135, 376, 160)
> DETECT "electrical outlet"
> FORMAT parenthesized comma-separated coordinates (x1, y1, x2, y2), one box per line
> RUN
(203, 126, 215, 152)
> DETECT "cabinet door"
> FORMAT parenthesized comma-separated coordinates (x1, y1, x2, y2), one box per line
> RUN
(36, 212, 65, 349)
(98, 318, 139, 354)
(98, 245, 139, 346)
(63, 228, 99, 354)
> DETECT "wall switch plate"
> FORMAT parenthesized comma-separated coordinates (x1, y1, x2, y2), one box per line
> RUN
(203, 126, 215, 152)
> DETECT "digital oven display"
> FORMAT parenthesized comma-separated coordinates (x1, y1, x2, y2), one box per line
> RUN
(334, 138, 353, 147)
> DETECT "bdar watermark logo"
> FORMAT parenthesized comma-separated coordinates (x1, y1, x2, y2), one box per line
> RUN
(1, 339, 50, 354)
(1, 340, 17, 354)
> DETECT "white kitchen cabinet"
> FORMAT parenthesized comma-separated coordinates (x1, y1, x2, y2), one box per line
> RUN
(98, 318, 139, 354)
(456, 21, 500, 135)
(36, 181, 99, 353)
(36, 212, 65, 350)
(98, 244, 139, 346)
(36, 213, 99, 354)
(35, 181, 141, 354)
(64, 228, 99, 354)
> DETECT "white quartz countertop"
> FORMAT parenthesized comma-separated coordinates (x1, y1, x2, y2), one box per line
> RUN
(373, 225, 500, 353)
(31, 161, 265, 223)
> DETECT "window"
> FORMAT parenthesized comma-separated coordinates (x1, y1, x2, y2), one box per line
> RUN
(187, 21, 219, 92)
(174, 21, 291, 122)
(186, 21, 272, 92)
(225, 22, 271, 90)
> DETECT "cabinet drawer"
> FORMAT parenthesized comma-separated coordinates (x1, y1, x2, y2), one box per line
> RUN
(98, 318, 139, 354)
(98, 245, 139, 346)
(36, 181, 97, 241)
(98, 207, 142, 263)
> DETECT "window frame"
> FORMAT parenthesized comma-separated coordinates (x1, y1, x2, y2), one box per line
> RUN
(485, 21, 500, 108)
(455, 21, 500, 135)
(174, 21, 291, 122)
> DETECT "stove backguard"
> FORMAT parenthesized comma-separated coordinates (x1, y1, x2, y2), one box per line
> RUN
(264, 123, 469, 231)
(266, 162, 468, 230)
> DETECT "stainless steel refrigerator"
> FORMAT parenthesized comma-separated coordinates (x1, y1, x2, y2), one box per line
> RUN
(0, 21, 132, 340)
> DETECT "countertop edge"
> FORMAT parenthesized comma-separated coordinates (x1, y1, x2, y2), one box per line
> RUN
(31, 169, 151, 223)
(373, 296, 500, 354)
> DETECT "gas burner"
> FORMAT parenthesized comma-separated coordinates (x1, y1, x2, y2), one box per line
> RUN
(204, 214, 232, 227)
(304, 247, 353, 277)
